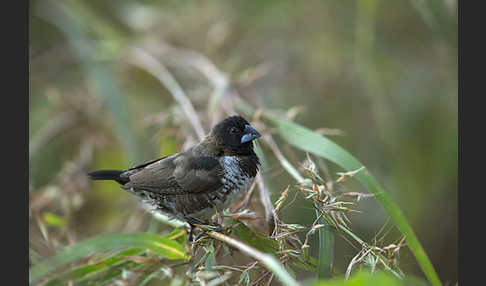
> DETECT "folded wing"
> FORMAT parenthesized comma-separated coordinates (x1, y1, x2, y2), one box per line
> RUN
(122, 153, 223, 196)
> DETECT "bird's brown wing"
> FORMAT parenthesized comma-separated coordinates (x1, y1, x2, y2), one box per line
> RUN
(122, 152, 223, 195)
(126, 155, 169, 171)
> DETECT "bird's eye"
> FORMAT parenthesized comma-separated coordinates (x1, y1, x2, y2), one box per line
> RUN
(229, 127, 239, 134)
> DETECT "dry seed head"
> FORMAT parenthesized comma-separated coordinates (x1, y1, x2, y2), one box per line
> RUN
(336, 166, 365, 183)
(274, 185, 290, 215)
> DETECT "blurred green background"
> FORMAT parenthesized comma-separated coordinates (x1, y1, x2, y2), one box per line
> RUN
(29, 0, 457, 284)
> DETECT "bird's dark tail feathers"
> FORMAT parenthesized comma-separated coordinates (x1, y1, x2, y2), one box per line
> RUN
(88, 170, 129, 185)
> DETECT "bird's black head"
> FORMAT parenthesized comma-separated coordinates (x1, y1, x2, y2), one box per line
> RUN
(211, 115, 261, 155)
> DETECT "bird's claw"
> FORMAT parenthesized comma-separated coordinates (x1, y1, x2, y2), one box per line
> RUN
(184, 216, 223, 243)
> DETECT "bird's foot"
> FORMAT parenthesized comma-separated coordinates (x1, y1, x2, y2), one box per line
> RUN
(184, 216, 222, 243)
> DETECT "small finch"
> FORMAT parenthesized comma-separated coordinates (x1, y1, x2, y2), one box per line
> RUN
(88, 115, 261, 240)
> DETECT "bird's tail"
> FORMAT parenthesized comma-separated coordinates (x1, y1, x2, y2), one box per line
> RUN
(88, 170, 129, 185)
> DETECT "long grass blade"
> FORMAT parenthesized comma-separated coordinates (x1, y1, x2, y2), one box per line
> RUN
(311, 270, 427, 286)
(29, 232, 189, 284)
(44, 248, 143, 286)
(267, 117, 442, 286)
(316, 210, 334, 279)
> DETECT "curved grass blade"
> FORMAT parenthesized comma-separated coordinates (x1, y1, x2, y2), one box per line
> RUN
(75, 260, 140, 286)
(44, 248, 143, 286)
(29, 232, 189, 284)
(311, 270, 407, 286)
(267, 117, 442, 286)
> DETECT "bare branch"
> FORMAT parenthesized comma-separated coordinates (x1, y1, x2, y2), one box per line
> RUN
(262, 133, 305, 183)
(144, 42, 231, 126)
(256, 174, 276, 235)
(127, 47, 206, 140)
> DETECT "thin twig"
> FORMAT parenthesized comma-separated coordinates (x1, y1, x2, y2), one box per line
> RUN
(144, 42, 230, 126)
(206, 231, 300, 286)
(256, 174, 276, 235)
(262, 133, 305, 183)
(231, 180, 258, 212)
(128, 47, 206, 140)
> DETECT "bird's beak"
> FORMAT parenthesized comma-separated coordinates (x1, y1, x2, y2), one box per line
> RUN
(241, 125, 261, 143)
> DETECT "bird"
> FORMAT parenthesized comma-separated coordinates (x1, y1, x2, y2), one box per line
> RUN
(88, 115, 261, 240)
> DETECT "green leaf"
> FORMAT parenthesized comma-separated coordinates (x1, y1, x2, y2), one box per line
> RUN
(317, 213, 334, 279)
(310, 271, 407, 286)
(29, 232, 189, 284)
(166, 228, 188, 244)
(46, 248, 143, 286)
(231, 224, 279, 255)
(75, 260, 141, 286)
(288, 255, 317, 273)
(267, 117, 442, 286)
(44, 248, 143, 286)
(42, 212, 67, 228)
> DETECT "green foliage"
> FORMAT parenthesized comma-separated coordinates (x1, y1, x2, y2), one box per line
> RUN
(42, 212, 67, 228)
(29, 232, 189, 284)
(233, 98, 441, 284)
(310, 271, 426, 286)
(316, 217, 334, 279)
(43, 248, 143, 286)
(267, 117, 442, 286)
(231, 223, 279, 254)
(30, 0, 456, 284)
(29, 112, 437, 285)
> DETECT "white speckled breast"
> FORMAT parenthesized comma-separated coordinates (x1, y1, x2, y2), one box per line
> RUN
(219, 156, 253, 206)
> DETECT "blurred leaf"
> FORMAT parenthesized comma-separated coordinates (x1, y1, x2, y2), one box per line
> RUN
(166, 228, 188, 245)
(42, 212, 67, 228)
(289, 255, 317, 273)
(44, 248, 143, 286)
(75, 260, 140, 286)
(29, 232, 189, 284)
(310, 271, 406, 286)
(409, 0, 439, 30)
(231, 223, 279, 255)
(266, 117, 442, 286)
(409, 0, 457, 45)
